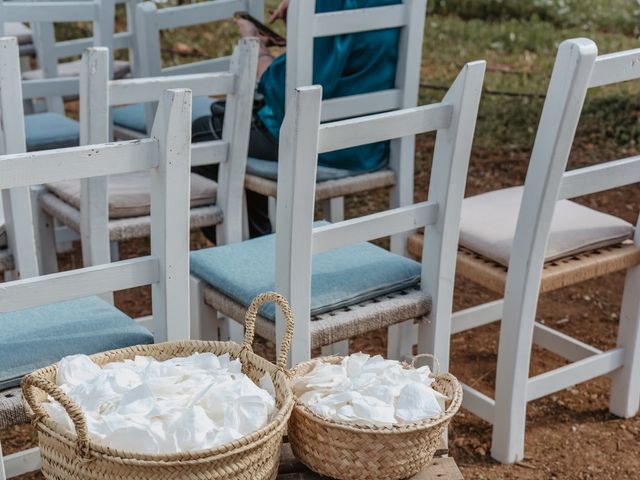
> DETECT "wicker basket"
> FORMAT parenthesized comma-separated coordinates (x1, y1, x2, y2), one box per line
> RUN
(22, 292, 295, 480)
(288, 356, 463, 480)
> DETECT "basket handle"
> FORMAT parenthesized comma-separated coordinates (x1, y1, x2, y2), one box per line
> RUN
(411, 353, 441, 373)
(243, 292, 295, 370)
(22, 374, 93, 459)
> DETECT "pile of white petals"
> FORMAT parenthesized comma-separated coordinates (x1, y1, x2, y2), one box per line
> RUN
(44, 353, 276, 454)
(292, 353, 447, 426)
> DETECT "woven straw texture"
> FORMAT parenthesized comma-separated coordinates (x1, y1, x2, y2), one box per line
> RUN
(288, 357, 462, 480)
(22, 292, 295, 480)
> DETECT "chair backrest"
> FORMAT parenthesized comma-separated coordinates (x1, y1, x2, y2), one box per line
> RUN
(502, 38, 640, 357)
(274, 60, 486, 363)
(133, 0, 263, 131)
(0, 36, 39, 279)
(286, 0, 427, 254)
(0, 36, 192, 342)
(78, 38, 259, 267)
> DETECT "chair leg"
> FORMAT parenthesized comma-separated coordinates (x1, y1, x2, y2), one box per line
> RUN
(219, 315, 244, 343)
(610, 265, 640, 418)
(387, 320, 415, 360)
(322, 197, 345, 223)
(0, 440, 6, 480)
(321, 340, 349, 356)
(189, 275, 220, 340)
(491, 308, 536, 463)
(36, 207, 58, 275)
(268, 197, 277, 231)
(110, 241, 120, 262)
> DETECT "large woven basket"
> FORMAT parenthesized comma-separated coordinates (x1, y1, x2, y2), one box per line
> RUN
(22, 292, 295, 480)
(288, 356, 462, 480)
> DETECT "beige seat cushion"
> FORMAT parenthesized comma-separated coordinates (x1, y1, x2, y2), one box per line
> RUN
(22, 59, 130, 80)
(47, 172, 217, 219)
(460, 186, 635, 267)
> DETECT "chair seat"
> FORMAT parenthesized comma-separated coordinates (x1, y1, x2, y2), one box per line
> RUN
(46, 172, 217, 219)
(0, 388, 28, 430)
(0, 296, 153, 391)
(112, 96, 216, 134)
(460, 186, 635, 267)
(22, 59, 131, 81)
(25, 112, 79, 151)
(6, 22, 32, 45)
(204, 285, 430, 349)
(39, 192, 223, 243)
(244, 169, 396, 201)
(190, 224, 422, 321)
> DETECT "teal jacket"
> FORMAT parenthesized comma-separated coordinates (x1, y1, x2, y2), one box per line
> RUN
(257, 0, 401, 173)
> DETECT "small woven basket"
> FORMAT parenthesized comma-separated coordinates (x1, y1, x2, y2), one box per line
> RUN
(288, 355, 462, 480)
(22, 292, 295, 480)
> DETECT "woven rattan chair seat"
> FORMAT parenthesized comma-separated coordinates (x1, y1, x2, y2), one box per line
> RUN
(0, 388, 28, 430)
(203, 285, 431, 349)
(244, 169, 396, 202)
(408, 233, 640, 295)
(40, 192, 223, 242)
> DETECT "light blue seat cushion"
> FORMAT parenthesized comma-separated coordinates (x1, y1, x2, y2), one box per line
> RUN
(190, 224, 422, 321)
(246, 157, 357, 182)
(25, 112, 80, 151)
(113, 96, 216, 133)
(0, 296, 153, 390)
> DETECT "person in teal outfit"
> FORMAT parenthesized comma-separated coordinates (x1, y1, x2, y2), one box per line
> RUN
(197, 0, 402, 237)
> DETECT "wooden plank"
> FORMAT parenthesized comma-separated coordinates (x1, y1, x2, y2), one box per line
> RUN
(320, 89, 402, 122)
(313, 5, 407, 37)
(155, 0, 247, 29)
(191, 140, 229, 167)
(559, 155, 640, 199)
(589, 48, 640, 88)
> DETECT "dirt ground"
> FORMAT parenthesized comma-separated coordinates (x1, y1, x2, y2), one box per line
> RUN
(3, 136, 640, 479)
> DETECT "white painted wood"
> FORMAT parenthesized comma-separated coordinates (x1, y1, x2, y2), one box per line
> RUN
(589, 48, 640, 87)
(451, 300, 503, 334)
(154, 0, 255, 30)
(274, 86, 323, 366)
(313, 5, 407, 37)
(190, 275, 220, 341)
(527, 348, 624, 402)
(0, 438, 5, 480)
(532, 322, 602, 362)
(149, 89, 192, 342)
(312, 201, 439, 254)
(216, 38, 259, 245)
(490, 39, 598, 464)
(321, 340, 349, 357)
(559, 154, 640, 199)
(324, 196, 345, 223)
(0, 38, 39, 279)
(0, 140, 158, 190)
(417, 61, 486, 373)
(320, 89, 402, 122)
(318, 103, 452, 154)
(3, 447, 40, 479)
(461, 384, 495, 424)
(0, 257, 158, 312)
(190, 140, 229, 167)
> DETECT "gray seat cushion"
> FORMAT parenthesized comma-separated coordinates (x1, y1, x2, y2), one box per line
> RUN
(22, 59, 131, 81)
(190, 222, 422, 321)
(460, 186, 635, 267)
(46, 172, 217, 219)
(246, 157, 354, 182)
(25, 112, 79, 151)
(0, 296, 153, 390)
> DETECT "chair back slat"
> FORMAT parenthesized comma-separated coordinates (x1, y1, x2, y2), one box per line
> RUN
(313, 4, 407, 37)
(0, 256, 158, 312)
(320, 89, 402, 122)
(318, 103, 452, 153)
(0, 140, 158, 190)
(1, 1, 97, 22)
(559, 155, 640, 200)
(191, 140, 229, 167)
(109, 72, 235, 106)
(312, 201, 439, 254)
(162, 57, 235, 77)
(589, 48, 640, 88)
(21, 77, 79, 99)
(154, 0, 252, 30)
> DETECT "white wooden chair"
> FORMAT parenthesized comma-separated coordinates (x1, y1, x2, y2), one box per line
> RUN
(113, 0, 264, 139)
(243, 0, 425, 233)
(0, 0, 122, 151)
(0, 37, 192, 479)
(189, 61, 485, 366)
(408, 39, 640, 463)
(37, 38, 258, 272)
